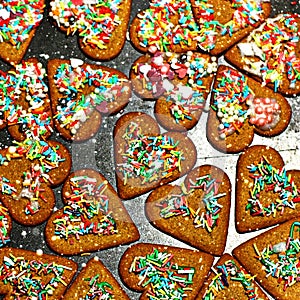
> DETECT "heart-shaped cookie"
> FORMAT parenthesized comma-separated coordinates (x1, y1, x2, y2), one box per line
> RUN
(236, 145, 300, 233)
(64, 256, 130, 299)
(130, 48, 217, 131)
(0, 0, 45, 65)
(119, 243, 214, 299)
(129, 0, 200, 53)
(45, 169, 139, 255)
(47, 58, 131, 142)
(49, 0, 131, 60)
(114, 112, 197, 199)
(0, 204, 11, 248)
(0, 139, 71, 226)
(145, 165, 231, 256)
(225, 13, 300, 95)
(233, 219, 300, 300)
(0, 247, 77, 299)
(207, 65, 291, 153)
(190, 0, 271, 55)
(0, 58, 53, 141)
(196, 253, 269, 299)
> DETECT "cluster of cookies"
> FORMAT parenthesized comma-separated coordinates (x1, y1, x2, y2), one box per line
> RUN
(0, 0, 299, 299)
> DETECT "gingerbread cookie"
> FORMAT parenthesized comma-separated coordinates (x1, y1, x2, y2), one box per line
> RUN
(119, 243, 214, 299)
(0, 139, 71, 226)
(129, 0, 200, 53)
(207, 65, 291, 153)
(0, 0, 45, 65)
(0, 58, 53, 141)
(63, 256, 130, 299)
(49, 0, 132, 60)
(114, 112, 197, 199)
(45, 169, 139, 255)
(233, 219, 300, 300)
(130, 48, 216, 131)
(236, 145, 300, 233)
(47, 58, 131, 142)
(190, 0, 271, 55)
(145, 165, 231, 256)
(225, 13, 300, 95)
(196, 253, 268, 299)
(0, 247, 77, 299)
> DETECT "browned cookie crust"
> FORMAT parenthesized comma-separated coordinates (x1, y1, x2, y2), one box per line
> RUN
(47, 58, 131, 142)
(0, 247, 77, 299)
(49, 0, 132, 60)
(190, 0, 271, 56)
(225, 13, 300, 95)
(0, 140, 71, 226)
(119, 242, 214, 299)
(0, 1, 45, 66)
(207, 65, 291, 153)
(145, 165, 231, 256)
(114, 112, 197, 199)
(45, 168, 139, 255)
(236, 145, 300, 233)
(63, 257, 130, 299)
(233, 219, 300, 300)
(196, 253, 269, 299)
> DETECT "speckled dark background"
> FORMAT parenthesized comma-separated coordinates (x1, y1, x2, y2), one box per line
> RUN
(0, 1, 299, 299)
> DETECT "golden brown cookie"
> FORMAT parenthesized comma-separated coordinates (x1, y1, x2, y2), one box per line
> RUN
(0, 58, 53, 141)
(47, 58, 131, 142)
(0, 0, 45, 65)
(207, 65, 291, 153)
(129, 0, 199, 53)
(145, 165, 231, 256)
(63, 256, 130, 299)
(190, 0, 271, 55)
(119, 242, 214, 299)
(130, 49, 216, 131)
(196, 253, 268, 299)
(49, 0, 131, 60)
(0, 139, 71, 226)
(0, 247, 77, 299)
(225, 13, 300, 95)
(45, 169, 139, 255)
(233, 219, 300, 300)
(114, 112, 197, 199)
(236, 145, 300, 233)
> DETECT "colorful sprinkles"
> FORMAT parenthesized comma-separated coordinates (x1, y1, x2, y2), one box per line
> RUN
(212, 69, 281, 139)
(84, 276, 114, 300)
(246, 156, 300, 217)
(254, 221, 300, 291)
(49, 0, 122, 50)
(0, 60, 52, 138)
(237, 13, 300, 91)
(118, 122, 184, 184)
(0, 253, 72, 298)
(0, 139, 65, 216)
(0, 0, 44, 48)
(134, 48, 217, 122)
(0, 254, 71, 300)
(202, 259, 261, 300)
(129, 247, 195, 299)
(53, 175, 117, 242)
(136, 0, 200, 51)
(157, 173, 226, 232)
(0, 205, 10, 247)
(194, 0, 267, 51)
(135, 0, 267, 52)
(54, 60, 128, 135)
